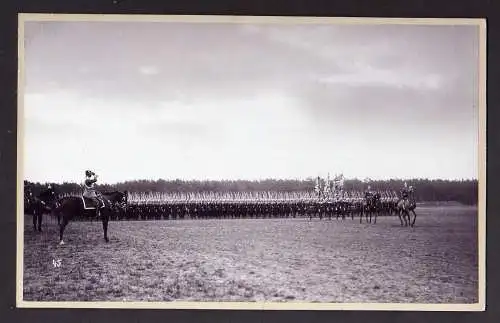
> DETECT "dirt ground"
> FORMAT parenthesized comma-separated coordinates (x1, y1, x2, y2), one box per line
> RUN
(23, 206, 478, 303)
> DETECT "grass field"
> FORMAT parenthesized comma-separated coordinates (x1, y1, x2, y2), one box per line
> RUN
(22, 206, 478, 303)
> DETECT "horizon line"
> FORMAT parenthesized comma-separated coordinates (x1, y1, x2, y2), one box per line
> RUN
(24, 176, 480, 185)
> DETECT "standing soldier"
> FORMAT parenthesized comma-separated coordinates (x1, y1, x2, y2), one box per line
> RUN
(24, 181, 34, 211)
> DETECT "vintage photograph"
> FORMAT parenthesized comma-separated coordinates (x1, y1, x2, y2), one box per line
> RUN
(18, 14, 485, 310)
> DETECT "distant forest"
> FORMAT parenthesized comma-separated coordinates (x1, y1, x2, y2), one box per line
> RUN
(24, 178, 478, 205)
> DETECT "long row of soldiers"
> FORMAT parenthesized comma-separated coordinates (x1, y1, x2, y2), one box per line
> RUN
(104, 189, 401, 221)
(122, 199, 398, 221)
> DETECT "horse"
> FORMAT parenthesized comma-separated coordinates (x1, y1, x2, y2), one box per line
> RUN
(54, 190, 128, 245)
(26, 187, 58, 232)
(360, 192, 381, 224)
(396, 196, 417, 227)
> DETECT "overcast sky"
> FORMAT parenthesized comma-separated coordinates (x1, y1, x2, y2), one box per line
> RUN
(22, 19, 481, 184)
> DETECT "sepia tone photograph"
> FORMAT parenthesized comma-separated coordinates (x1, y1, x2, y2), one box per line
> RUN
(17, 14, 486, 310)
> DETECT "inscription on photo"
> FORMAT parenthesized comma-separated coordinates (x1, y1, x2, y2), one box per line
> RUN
(52, 259, 61, 268)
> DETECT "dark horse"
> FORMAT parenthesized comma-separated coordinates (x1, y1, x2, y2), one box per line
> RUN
(360, 192, 382, 224)
(54, 190, 128, 245)
(26, 187, 58, 232)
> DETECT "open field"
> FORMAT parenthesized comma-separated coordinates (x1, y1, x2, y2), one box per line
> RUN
(23, 206, 478, 303)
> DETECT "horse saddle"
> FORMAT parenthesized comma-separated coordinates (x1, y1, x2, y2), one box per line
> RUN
(81, 196, 105, 210)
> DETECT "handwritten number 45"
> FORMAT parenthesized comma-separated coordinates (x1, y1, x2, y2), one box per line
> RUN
(52, 259, 61, 268)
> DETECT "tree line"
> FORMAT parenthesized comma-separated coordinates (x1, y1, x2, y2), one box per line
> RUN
(24, 178, 478, 205)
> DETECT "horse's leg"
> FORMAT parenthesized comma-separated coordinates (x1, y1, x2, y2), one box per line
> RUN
(374, 210, 377, 224)
(398, 210, 404, 226)
(59, 216, 69, 245)
(411, 210, 417, 227)
(102, 214, 109, 243)
(401, 210, 406, 226)
(38, 212, 43, 232)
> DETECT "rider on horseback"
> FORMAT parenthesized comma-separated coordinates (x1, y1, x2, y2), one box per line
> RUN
(38, 184, 56, 205)
(83, 170, 104, 217)
(401, 182, 411, 199)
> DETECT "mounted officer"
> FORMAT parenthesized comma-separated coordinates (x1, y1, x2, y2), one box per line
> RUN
(83, 170, 104, 217)
(39, 183, 57, 208)
(401, 182, 411, 199)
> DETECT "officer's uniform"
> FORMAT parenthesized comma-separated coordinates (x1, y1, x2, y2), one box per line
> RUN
(83, 171, 103, 212)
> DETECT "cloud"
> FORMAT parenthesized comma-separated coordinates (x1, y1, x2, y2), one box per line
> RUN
(139, 65, 160, 75)
(24, 21, 348, 104)
(317, 67, 444, 91)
